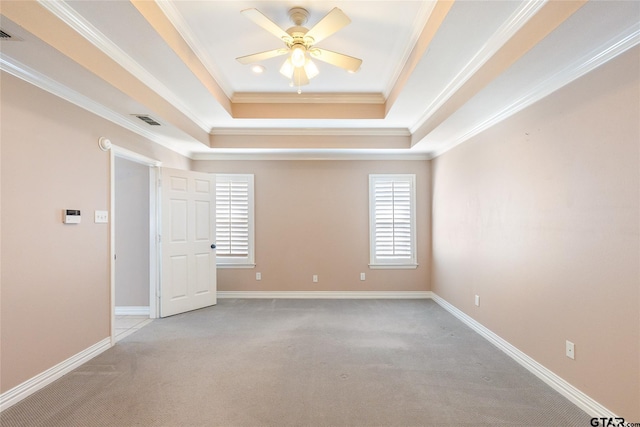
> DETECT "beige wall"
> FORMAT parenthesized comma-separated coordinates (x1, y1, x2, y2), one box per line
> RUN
(193, 160, 431, 292)
(114, 157, 150, 307)
(431, 47, 639, 418)
(0, 72, 190, 393)
(2, 44, 637, 419)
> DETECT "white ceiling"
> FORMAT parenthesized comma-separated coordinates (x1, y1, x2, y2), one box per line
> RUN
(1, 1, 638, 160)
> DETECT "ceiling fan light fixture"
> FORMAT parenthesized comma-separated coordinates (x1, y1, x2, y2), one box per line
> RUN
(304, 59, 319, 79)
(279, 58, 294, 78)
(239, 7, 362, 92)
(293, 67, 309, 88)
(291, 44, 306, 68)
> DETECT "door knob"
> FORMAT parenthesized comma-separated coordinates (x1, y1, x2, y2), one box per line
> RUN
(211, 244, 216, 249)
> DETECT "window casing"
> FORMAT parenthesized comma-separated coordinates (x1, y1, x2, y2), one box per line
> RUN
(369, 174, 417, 269)
(215, 174, 255, 268)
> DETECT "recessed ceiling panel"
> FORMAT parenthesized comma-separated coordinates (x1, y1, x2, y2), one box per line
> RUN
(166, 1, 432, 95)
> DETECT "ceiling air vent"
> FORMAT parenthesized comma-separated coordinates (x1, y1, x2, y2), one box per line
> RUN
(0, 29, 19, 40)
(134, 114, 161, 126)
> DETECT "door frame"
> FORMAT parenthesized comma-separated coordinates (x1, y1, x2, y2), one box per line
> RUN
(109, 146, 162, 345)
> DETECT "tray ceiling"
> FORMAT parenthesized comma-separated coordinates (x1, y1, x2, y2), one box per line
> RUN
(1, 1, 638, 159)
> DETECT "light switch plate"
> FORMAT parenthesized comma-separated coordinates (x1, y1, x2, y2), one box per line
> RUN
(95, 210, 109, 223)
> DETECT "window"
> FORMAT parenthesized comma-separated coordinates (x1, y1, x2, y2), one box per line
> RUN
(215, 174, 254, 268)
(369, 174, 417, 268)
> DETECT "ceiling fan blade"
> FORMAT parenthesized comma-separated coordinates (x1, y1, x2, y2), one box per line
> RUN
(305, 8, 351, 44)
(293, 67, 309, 86)
(237, 48, 289, 65)
(241, 8, 293, 43)
(309, 48, 362, 72)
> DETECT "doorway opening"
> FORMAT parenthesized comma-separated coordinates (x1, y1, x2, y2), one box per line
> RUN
(110, 146, 161, 344)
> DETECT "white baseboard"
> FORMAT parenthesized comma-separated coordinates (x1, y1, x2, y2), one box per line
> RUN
(217, 291, 432, 299)
(115, 306, 150, 316)
(2, 294, 615, 419)
(430, 293, 617, 419)
(0, 337, 111, 411)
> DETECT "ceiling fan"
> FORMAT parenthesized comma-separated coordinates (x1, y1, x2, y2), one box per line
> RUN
(236, 6, 363, 92)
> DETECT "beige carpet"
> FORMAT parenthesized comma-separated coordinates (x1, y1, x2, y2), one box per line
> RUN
(1, 299, 590, 426)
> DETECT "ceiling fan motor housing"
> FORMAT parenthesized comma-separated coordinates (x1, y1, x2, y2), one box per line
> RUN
(286, 7, 314, 49)
(288, 7, 309, 26)
(286, 28, 313, 50)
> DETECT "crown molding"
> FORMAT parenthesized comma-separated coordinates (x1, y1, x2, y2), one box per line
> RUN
(210, 127, 410, 137)
(383, 1, 437, 99)
(36, 0, 211, 132)
(0, 55, 194, 159)
(155, 0, 233, 99)
(231, 92, 385, 104)
(430, 25, 640, 159)
(409, 0, 546, 134)
(192, 150, 431, 161)
(2, 55, 426, 162)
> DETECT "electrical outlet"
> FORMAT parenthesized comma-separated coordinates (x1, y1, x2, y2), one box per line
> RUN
(475, 295, 480, 307)
(566, 340, 575, 360)
(313, 275, 318, 283)
(360, 273, 366, 281)
(256, 272, 261, 281)
(94, 210, 109, 223)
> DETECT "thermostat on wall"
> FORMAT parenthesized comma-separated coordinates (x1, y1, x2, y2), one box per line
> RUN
(63, 209, 81, 224)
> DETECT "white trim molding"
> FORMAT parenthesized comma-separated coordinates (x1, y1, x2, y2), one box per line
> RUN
(231, 92, 385, 105)
(114, 306, 151, 316)
(429, 25, 640, 159)
(409, 0, 546, 135)
(0, 56, 194, 159)
(369, 264, 418, 269)
(0, 337, 111, 411)
(36, 0, 211, 132)
(430, 293, 619, 419)
(383, 0, 437, 99)
(210, 127, 410, 137)
(0, 293, 617, 418)
(192, 150, 430, 161)
(113, 146, 162, 167)
(217, 291, 432, 299)
(156, 0, 233, 99)
(217, 264, 256, 269)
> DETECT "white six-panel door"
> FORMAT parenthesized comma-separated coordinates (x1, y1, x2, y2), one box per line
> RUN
(160, 168, 216, 317)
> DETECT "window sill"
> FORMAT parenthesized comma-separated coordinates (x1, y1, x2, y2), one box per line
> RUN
(369, 264, 418, 270)
(216, 263, 256, 269)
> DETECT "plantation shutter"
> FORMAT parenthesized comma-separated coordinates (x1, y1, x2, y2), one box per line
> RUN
(369, 174, 417, 267)
(215, 174, 254, 265)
